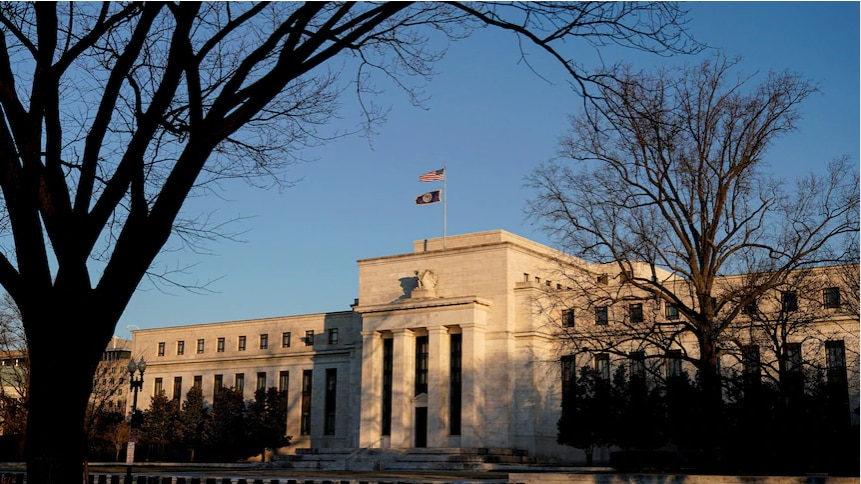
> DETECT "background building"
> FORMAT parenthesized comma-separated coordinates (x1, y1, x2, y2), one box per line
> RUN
(129, 230, 859, 464)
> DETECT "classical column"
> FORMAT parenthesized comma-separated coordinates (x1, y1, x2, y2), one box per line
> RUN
(390, 328, 416, 448)
(426, 325, 450, 447)
(359, 330, 381, 448)
(459, 322, 486, 448)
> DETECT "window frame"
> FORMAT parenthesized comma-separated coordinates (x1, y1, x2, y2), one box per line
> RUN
(594, 306, 609, 325)
(629, 351, 645, 380)
(629, 303, 644, 323)
(562, 309, 575, 328)
(666, 349, 682, 378)
(823, 287, 841, 309)
(256, 372, 267, 391)
(781, 291, 798, 312)
(784, 342, 803, 373)
(665, 303, 679, 320)
(235, 372, 245, 396)
(594, 352, 610, 381)
(172, 376, 182, 400)
(825, 339, 846, 374)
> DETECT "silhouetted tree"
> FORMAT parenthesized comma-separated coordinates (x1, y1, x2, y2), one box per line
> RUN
(528, 53, 859, 468)
(202, 388, 247, 461)
(140, 390, 178, 461)
(85, 409, 125, 461)
(0, 3, 703, 482)
(557, 366, 616, 465)
(174, 385, 210, 462)
(612, 367, 665, 454)
(0, 293, 27, 437)
(244, 387, 291, 462)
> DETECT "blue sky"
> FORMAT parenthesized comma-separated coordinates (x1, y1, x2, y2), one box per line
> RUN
(118, 1, 860, 334)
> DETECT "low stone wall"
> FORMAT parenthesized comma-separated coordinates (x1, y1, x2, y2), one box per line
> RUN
(511, 474, 859, 484)
(2, 470, 858, 484)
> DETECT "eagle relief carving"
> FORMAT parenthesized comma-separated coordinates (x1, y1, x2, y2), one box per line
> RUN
(413, 269, 438, 298)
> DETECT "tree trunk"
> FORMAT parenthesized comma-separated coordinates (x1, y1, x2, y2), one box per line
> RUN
(697, 334, 724, 470)
(22, 300, 115, 484)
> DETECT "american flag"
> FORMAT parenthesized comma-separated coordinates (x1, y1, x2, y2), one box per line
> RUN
(419, 168, 445, 182)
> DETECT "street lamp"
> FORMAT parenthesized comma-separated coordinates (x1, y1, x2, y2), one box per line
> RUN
(125, 356, 146, 484)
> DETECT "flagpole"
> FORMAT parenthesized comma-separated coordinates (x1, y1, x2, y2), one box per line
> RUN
(443, 164, 447, 249)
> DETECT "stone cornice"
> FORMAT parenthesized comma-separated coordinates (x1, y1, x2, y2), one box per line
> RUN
(354, 295, 492, 315)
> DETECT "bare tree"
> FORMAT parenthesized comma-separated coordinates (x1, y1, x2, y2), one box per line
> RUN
(0, 3, 703, 482)
(526, 53, 859, 462)
(0, 293, 27, 437)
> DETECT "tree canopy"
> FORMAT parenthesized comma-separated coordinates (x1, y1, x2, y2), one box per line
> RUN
(527, 53, 859, 468)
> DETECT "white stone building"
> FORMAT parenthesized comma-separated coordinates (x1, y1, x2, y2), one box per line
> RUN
(129, 229, 859, 463)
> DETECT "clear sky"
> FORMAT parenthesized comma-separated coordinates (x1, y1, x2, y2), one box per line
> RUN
(118, 1, 860, 334)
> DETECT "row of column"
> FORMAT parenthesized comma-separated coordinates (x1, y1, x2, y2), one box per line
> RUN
(359, 323, 485, 449)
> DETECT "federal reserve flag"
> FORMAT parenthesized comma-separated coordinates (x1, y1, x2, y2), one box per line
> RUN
(415, 189, 442, 205)
(419, 168, 445, 182)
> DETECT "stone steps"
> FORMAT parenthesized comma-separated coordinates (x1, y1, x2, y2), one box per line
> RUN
(276, 448, 532, 471)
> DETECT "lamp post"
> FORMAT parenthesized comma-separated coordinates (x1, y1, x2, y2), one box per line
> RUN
(125, 356, 146, 484)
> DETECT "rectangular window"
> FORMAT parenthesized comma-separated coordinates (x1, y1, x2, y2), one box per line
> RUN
(154, 378, 163, 395)
(304, 330, 314, 346)
(743, 300, 758, 316)
(666, 350, 682, 378)
(301, 370, 313, 435)
(785, 342, 802, 374)
(781, 291, 798, 312)
(217, 337, 225, 353)
(595, 353, 610, 381)
(415, 335, 429, 395)
(561, 354, 577, 409)
(279, 371, 289, 393)
(382, 338, 393, 436)
(176, 341, 185, 355)
(665, 303, 679, 320)
(823, 287, 841, 309)
(257, 372, 267, 391)
(742, 345, 761, 388)
(562, 309, 575, 328)
(173, 376, 182, 400)
(158, 342, 165, 357)
(324, 368, 337, 435)
(597, 274, 609, 285)
(629, 351, 645, 380)
(328, 328, 339, 345)
(783, 342, 804, 397)
(213, 374, 223, 397)
(193, 375, 203, 389)
(238, 336, 247, 351)
(260, 334, 268, 350)
(629, 303, 644, 323)
(450, 333, 462, 436)
(235, 373, 245, 396)
(595, 306, 609, 325)
(282, 332, 291, 348)
(197, 339, 205, 354)
(825, 340, 846, 383)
